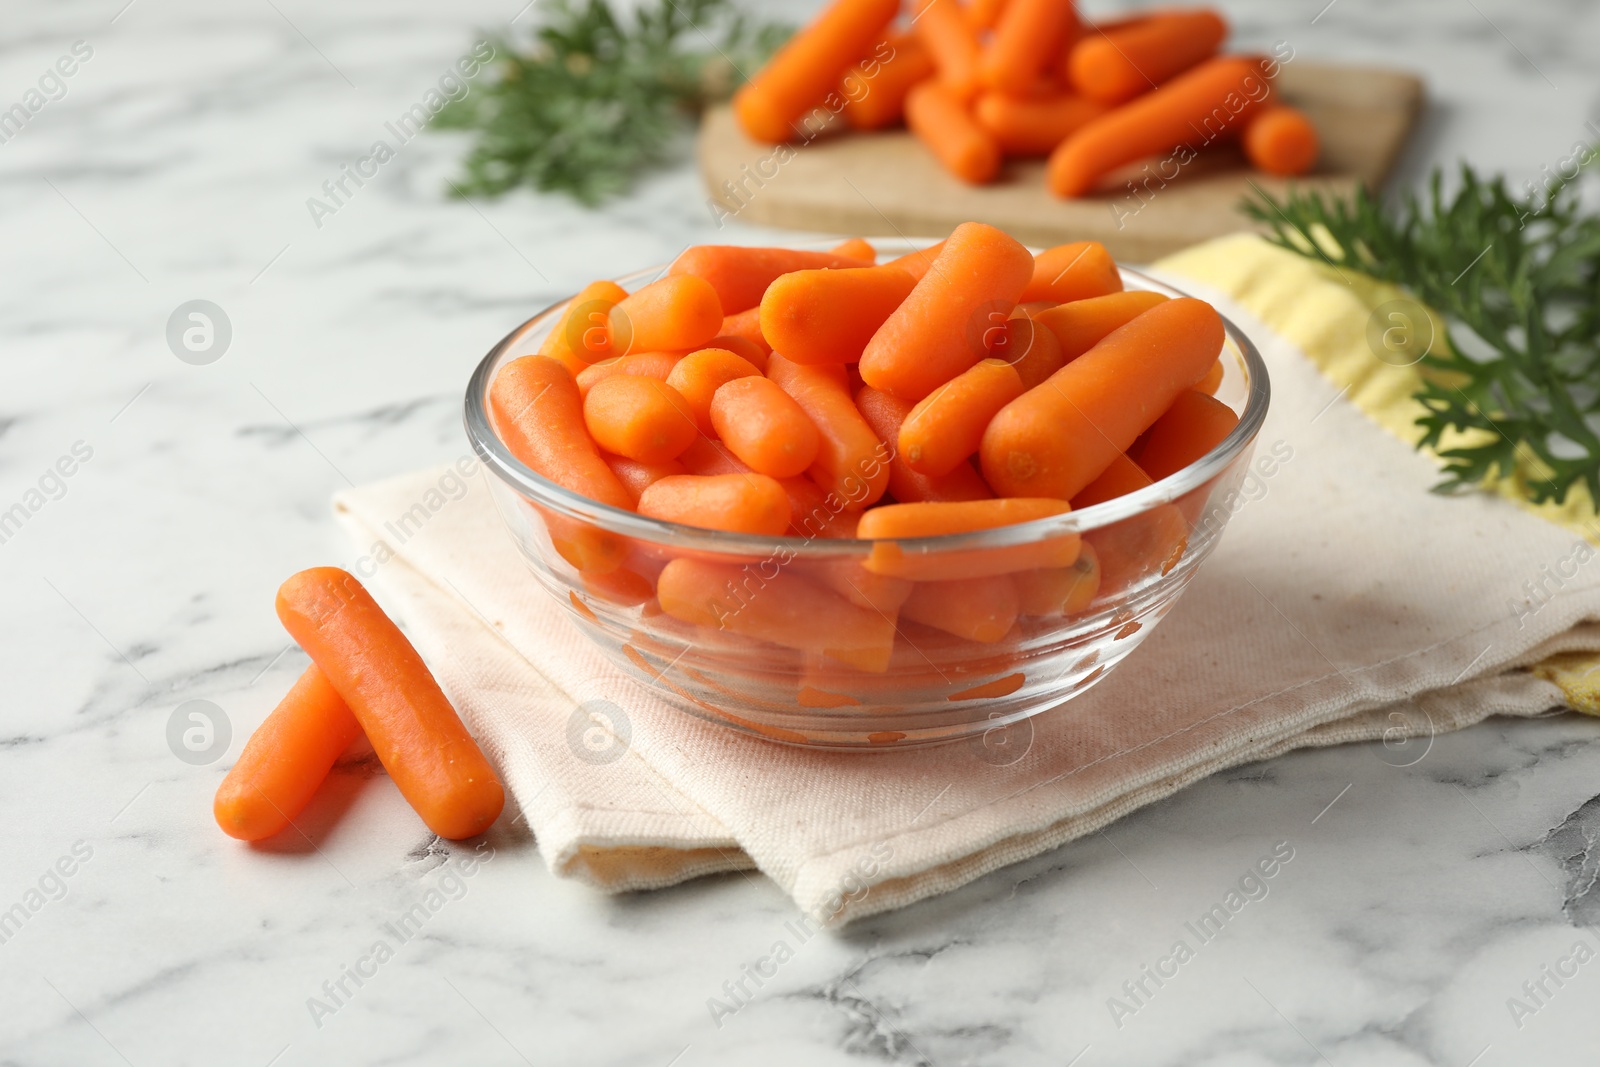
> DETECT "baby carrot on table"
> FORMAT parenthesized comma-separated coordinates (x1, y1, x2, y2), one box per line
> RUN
(859, 221, 1034, 401)
(905, 81, 1001, 186)
(710, 376, 821, 478)
(855, 386, 994, 503)
(973, 91, 1110, 157)
(1132, 389, 1239, 480)
(733, 0, 901, 143)
(839, 36, 935, 131)
(672, 247, 870, 315)
(768, 354, 892, 505)
(981, 297, 1224, 499)
(1034, 290, 1168, 360)
(638, 473, 792, 536)
(912, 0, 983, 101)
(899, 358, 1025, 477)
(978, 0, 1081, 95)
(1068, 9, 1228, 104)
(582, 375, 699, 464)
(1048, 55, 1275, 197)
(276, 568, 504, 840)
(213, 664, 363, 842)
(609, 274, 723, 355)
(759, 266, 918, 364)
(1020, 240, 1123, 303)
(539, 279, 629, 372)
(666, 347, 763, 433)
(1242, 105, 1319, 176)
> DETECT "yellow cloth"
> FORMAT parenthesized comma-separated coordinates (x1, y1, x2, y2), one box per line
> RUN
(1158, 233, 1600, 715)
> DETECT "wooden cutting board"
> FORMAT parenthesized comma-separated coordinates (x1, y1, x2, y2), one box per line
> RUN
(697, 61, 1424, 262)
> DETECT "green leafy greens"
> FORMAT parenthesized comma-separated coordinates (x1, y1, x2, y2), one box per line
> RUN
(434, 0, 790, 205)
(1244, 158, 1600, 508)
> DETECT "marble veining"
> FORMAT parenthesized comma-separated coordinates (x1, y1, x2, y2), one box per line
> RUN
(3, 0, 1600, 1063)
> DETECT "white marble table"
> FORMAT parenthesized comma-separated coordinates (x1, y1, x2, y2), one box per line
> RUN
(4, 1, 1600, 1063)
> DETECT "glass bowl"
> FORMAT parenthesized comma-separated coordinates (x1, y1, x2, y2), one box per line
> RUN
(464, 245, 1269, 749)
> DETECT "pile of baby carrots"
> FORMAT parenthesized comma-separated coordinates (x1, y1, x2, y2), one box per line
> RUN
(732, 0, 1319, 190)
(491, 223, 1239, 678)
(214, 568, 505, 842)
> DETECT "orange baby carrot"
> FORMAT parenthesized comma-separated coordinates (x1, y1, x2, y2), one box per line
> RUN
(1034, 290, 1168, 360)
(760, 266, 918, 364)
(1069, 9, 1228, 104)
(575, 352, 684, 399)
(489, 356, 633, 513)
(582, 375, 698, 464)
(609, 274, 723, 354)
(276, 568, 504, 840)
(1070, 451, 1152, 508)
(672, 247, 870, 315)
(1132, 389, 1239, 480)
(679, 436, 753, 477)
(1020, 240, 1123, 303)
(965, 0, 1010, 31)
(604, 455, 686, 505)
(900, 358, 1025, 476)
(901, 575, 1019, 642)
(710, 376, 821, 478)
(213, 663, 364, 842)
(913, 0, 983, 101)
(1049, 56, 1275, 197)
(858, 497, 1070, 538)
(859, 497, 1081, 580)
(666, 347, 763, 432)
(883, 239, 946, 283)
(539, 279, 630, 371)
(904, 80, 1002, 185)
(830, 236, 878, 260)
(980, 297, 1224, 499)
(840, 36, 936, 130)
(1015, 545, 1100, 615)
(638, 473, 792, 536)
(1243, 105, 1319, 176)
(733, 0, 901, 143)
(978, 0, 1080, 95)
(855, 386, 994, 503)
(810, 559, 913, 617)
(990, 312, 1066, 389)
(860, 221, 1034, 401)
(782, 474, 862, 538)
(768, 354, 892, 505)
(706, 333, 770, 372)
(658, 558, 897, 672)
(973, 90, 1110, 156)
(1196, 358, 1224, 395)
(1087, 503, 1188, 595)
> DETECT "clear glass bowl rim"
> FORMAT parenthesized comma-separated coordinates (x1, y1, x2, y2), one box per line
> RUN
(463, 256, 1271, 558)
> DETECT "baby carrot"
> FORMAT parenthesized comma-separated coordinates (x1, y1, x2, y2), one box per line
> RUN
(213, 664, 363, 841)
(638, 473, 792, 536)
(672, 246, 870, 315)
(575, 352, 684, 399)
(1015, 545, 1100, 615)
(706, 333, 770, 372)
(276, 568, 504, 840)
(913, 0, 983, 101)
(840, 36, 936, 130)
(539, 279, 629, 371)
(1020, 240, 1123, 303)
(604, 455, 686, 505)
(609, 274, 723, 354)
(733, 0, 901, 143)
(489, 356, 633, 513)
(1132, 389, 1239, 480)
(904, 81, 1002, 185)
(965, 0, 1010, 31)
(666, 347, 763, 433)
(902, 575, 1019, 642)
(679, 436, 752, 477)
(990, 311, 1066, 389)
(1070, 451, 1152, 508)
(710, 376, 821, 478)
(980, 297, 1224, 498)
(1196, 358, 1224, 395)
(768, 354, 892, 505)
(658, 557, 897, 672)
(900, 358, 1025, 476)
(858, 497, 1070, 538)
(1088, 503, 1188, 595)
(1048, 56, 1275, 197)
(973, 91, 1110, 156)
(860, 221, 1034, 401)
(883, 239, 947, 283)
(1243, 105, 1319, 176)
(760, 266, 918, 365)
(582, 375, 699, 464)
(782, 474, 861, 539)
(859, 497, 1081, 580)
(1068, 9, 1228, 104)
(855, 386, 994, 503)
(830, 236, 877, 260)
(1034, 290, 1168, 360)
(978, 0, 1081, 95)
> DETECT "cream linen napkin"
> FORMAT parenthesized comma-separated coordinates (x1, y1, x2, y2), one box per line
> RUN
(332, 237, 1600, 924)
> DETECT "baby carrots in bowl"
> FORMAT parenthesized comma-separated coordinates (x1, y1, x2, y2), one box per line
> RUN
(466, 226, 1269, 747)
